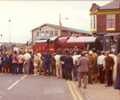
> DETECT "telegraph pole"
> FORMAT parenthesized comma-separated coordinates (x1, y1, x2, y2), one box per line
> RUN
(58, 13, 62, 36)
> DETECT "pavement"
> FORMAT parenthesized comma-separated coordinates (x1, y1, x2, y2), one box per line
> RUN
(0, 74, 83, 100)
(77, 83, 120, 100)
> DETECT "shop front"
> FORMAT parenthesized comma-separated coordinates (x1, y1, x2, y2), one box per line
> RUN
(95, 32, 120, 53)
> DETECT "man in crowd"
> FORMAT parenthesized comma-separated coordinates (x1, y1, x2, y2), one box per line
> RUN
(64, 50, 73, 80)
(97, 51, 105, 83)
(33, 53, 41, 76)
(18, 51, 24, 74)
(77, 51, 90, 88)
(60, 51, 66, 79)
(88, 50, 94, 84)
(23, 51, 31, 74)
(42, 50, 52, 76)
(72, 52, 81, 81)
(104, 51, 114, 86)
(109, 51, 117, 83)
(54, 52, 62, 78)
(0, 52, 2, 72)
(51, 53, 56, 76)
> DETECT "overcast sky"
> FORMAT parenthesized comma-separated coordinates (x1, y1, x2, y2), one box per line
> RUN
(0, 0, 111, 43)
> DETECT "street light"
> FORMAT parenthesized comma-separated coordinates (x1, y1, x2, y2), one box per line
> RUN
(8, 18, 12, 44)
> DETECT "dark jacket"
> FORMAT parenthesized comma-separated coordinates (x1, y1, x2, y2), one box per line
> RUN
(105, 55, 114, 71)
(64, 55, 73, 71)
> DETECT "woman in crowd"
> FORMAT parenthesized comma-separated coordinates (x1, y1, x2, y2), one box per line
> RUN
(4, 52, 11, 73)
(1, 52, 7, 73)
(11, 51, 18, 74)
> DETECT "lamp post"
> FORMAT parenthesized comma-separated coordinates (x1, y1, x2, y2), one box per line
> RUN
(8, 18, 12, 44)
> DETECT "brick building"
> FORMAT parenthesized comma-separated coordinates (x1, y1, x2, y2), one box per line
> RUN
(32, 23, 90, 43)
(90, 0, 120, 52)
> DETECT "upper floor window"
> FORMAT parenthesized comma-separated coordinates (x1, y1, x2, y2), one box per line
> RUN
(36, 31, 39, 37)
(106, 14, 116, 31)
(91, 15, 97, 31)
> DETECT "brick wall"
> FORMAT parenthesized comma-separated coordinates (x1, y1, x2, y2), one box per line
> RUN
(96, 13, 120, 33)
(97, 14, 106, 33)
(116, 14, 120, 32)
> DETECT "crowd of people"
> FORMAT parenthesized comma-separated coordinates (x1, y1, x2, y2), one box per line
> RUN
(0, 47, 120, 92)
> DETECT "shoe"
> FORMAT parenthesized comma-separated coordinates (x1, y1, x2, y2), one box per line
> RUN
(78, 84, 81, 88)
(105, 84, 108, 87)
(83, 86, 87, 89)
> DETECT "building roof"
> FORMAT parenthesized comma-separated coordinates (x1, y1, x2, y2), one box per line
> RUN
(90, 3, 100, 11)
(100, 0, 120, 10)
(67, 36, 96, 43)
(90, 0, 120, 13)
(104, 32, 120, 36)
(34, 40, 47, 43)
(32, 23, 91, 35)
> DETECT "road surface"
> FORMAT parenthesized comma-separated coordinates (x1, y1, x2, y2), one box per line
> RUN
(0, 74, 83, 100)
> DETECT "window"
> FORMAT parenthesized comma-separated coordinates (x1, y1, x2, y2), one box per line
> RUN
(46, 33, 50, 37)
(35, 31, 40, 40)
(41, 33, 44, 37)
(91, 15, 97, 31)
(106, 14, 115, 30)
(50, 31, 53, 36)
(36, 31, 39, 37)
